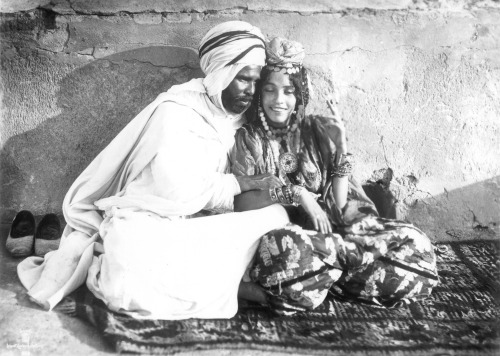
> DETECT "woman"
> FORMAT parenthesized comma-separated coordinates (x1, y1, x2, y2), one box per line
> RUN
(231, 38, 439, 314)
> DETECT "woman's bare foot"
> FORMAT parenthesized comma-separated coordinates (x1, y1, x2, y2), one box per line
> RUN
(237, 281, 268, 305)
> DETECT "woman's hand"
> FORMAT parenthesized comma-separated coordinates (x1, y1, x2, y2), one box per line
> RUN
(236, 173, 283, 192)
(299, 190, 332, 234)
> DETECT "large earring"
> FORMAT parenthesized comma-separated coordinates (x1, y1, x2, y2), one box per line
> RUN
(258, 99, 270, 132)
(296, 104, 305, 121)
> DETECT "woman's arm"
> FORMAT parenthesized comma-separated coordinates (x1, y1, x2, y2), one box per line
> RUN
(330, 154, 349, 209)
(314, 100, 350, 210)
(235, 185, 333, 234)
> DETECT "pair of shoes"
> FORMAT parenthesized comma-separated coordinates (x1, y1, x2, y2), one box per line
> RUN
(6, 211, 61, 258)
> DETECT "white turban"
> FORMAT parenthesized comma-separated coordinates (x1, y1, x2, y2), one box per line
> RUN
(199, 21, 266, 110)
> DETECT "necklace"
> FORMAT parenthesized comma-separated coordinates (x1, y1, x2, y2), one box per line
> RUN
(258, 106, 298, 143)
(259, 106, 300, 175)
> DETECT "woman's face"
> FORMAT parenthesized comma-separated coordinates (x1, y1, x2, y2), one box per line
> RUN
(261, 71, 297, 127)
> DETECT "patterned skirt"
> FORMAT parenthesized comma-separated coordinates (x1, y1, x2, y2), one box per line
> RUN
(250, 215, 439, 314)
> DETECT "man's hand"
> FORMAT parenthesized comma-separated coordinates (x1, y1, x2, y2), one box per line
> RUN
(236, 173, 282, 192)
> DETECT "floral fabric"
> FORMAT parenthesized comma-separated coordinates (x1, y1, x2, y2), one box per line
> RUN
(252, 217, 439, 313)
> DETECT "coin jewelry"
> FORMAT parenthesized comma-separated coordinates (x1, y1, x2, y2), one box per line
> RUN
(279, 152, 299, 174)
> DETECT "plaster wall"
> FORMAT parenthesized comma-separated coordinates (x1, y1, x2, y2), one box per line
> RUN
(1, 0, 499, 239)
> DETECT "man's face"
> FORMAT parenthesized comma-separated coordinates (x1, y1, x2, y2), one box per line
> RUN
(221, 65, 262, 114)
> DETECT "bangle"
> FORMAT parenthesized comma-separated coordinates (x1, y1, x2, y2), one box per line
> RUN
(331, 152, 354, 166)
(275, 186, 287, 204)
(332, 164, 352, 177)
(291, 185, 304, 206)
(284, 185, 294, 204)
(269, 188, 279, 203)
(331, 152, 354, 178)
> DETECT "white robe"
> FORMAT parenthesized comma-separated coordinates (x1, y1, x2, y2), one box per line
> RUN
(17, 79, 288, 319)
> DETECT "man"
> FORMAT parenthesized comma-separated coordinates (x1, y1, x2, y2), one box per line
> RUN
(17, 21, 288, 319)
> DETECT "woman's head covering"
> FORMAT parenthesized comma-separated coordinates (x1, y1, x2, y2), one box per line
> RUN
(265, 37, 305, 74)
(199, 21, 266, 111)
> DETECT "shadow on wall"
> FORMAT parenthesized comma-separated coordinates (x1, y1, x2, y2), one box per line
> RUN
(0, 46, 203, 221)
(364, 171, 499, 240)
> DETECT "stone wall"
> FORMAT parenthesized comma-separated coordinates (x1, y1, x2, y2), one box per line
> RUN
(1, 0, 499, 240)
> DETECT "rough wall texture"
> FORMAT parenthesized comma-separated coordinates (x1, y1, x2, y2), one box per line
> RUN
(1, 0, 499, 240)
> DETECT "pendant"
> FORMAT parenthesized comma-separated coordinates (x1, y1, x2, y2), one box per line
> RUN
(279, 152, 299, 174)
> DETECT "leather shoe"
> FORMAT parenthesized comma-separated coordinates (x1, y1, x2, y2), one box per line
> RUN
(6, 210, 36, 257)
(34, 213, 61, 257)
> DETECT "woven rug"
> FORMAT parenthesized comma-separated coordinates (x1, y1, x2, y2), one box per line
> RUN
(57, 240, 500, 355)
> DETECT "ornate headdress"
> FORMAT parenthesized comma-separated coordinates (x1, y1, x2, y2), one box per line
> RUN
(265, 37, 305, 74)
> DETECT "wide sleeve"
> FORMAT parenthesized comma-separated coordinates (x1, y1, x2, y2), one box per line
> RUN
(151, 102, 242, 213)
(309, 116, 379, 224)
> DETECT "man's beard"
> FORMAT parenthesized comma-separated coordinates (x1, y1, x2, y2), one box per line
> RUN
(222, 93, 254, 114)
(230, 96, 253, 114)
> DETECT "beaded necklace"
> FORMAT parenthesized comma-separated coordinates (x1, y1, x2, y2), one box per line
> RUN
(258, 105, 299, 143)
(258, 105, 301, 177)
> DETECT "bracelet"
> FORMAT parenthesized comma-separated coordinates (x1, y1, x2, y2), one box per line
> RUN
(284, 185, 294, 204)
(332, 166, 352, 178)
(332, 164, 352, 177)
(275, 186, 287, 204)
(291, 185, 304, 206)
(269, 188, 279, 203)
(331, 152, 354, 166)
(331, 152, 354, 178)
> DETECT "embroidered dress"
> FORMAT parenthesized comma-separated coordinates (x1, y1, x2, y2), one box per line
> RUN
(231, 116, 439, 313)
